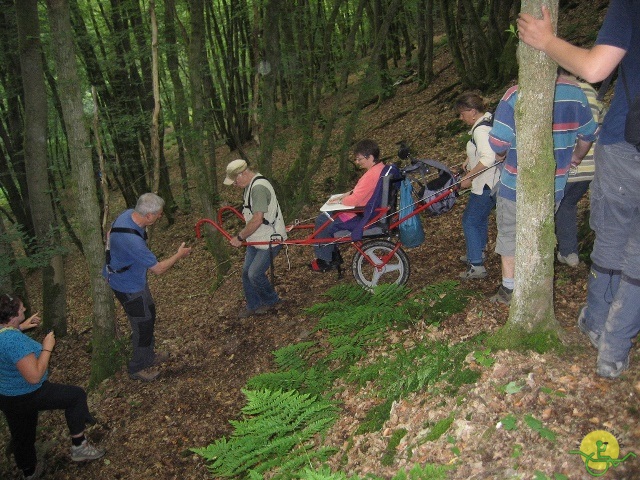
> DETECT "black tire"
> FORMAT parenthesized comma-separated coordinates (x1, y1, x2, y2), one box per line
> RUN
(351, 239, 410, 289)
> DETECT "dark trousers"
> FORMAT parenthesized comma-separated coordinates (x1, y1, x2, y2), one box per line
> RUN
(0, 381, 92, 472)
(313, 213, 360, 262)
(113, 284, 156, 374)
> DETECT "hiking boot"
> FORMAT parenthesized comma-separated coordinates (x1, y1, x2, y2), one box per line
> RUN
(490, 285, 512, 305)
(129, 367, 160, 382)
(309, 258, 333, 273)
(238, 307, 269, 319)
(459, 252, 486, 264)
(23, 461, 44, 480)
(459, 264, 487, 280)
(577, 306, 599, 349)
(596, 356, 630, 379)
(255, 299, 283, 315)
(70, 440, 105, 462)
(152, 351, 170, 366)
(557, 252, 579, 267)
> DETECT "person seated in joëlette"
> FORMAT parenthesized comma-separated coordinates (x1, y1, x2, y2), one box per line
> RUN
(309, 139, 386, 273)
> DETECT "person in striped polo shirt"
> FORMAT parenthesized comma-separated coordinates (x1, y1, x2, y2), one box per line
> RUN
(487, 73, 597, 305)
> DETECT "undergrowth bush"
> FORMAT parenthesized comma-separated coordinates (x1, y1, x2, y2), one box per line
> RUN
(194, 282, 478, 478)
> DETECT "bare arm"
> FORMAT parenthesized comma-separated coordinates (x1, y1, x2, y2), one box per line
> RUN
(571, 138, 594, 166)
(517, 5, 625, 83)
(148, 242, 191, 275)
(16, 331, 55, 384)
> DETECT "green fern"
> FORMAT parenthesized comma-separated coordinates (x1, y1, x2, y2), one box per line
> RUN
(273, 342, 321, 371)
(192, 388, 338, 478)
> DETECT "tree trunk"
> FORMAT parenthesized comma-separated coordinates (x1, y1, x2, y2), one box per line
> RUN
(164, 0, 191, 210)
(0, 214, 27, 303)
(495, 0, 561, 346)
(188, 0, 230, 284)
(17, 0, 67, 335)
(46, 0, 120, 387)
(416, 0, 435, 88)
(149, 0, 161, 193)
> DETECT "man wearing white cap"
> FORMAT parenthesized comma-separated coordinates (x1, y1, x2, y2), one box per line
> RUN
(224, 160, 287, 318)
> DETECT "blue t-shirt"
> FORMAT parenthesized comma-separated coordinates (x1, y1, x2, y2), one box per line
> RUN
(595, 0, 640, 145)
(489, 78, 597, 202)
(102, 209, 158, 293)
(0, 328, 47, 396)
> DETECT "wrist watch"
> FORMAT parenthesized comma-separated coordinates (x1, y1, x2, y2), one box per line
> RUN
(236, 234, 244, 242)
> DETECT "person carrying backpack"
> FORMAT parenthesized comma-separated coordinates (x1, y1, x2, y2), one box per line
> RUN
(455, 93, 501, 280)
(103, 193, 192, 381)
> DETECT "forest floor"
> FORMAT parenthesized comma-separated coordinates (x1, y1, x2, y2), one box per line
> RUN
(3, 2, 640, 479)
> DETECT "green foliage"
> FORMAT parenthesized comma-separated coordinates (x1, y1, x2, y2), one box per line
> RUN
(500, 414, 518, 431)
(487, 325, 564, 354)
(424, 414, 455, 442)
(381, 428, 408, 466)
(406, 281, 473, 325)
(196, 282, 482, 477)
(273, 342, 320, 371)
(246, 365, 338, 398)
(356, 398, 394, 435)
(192, 389, 338, 478)
(500, 381, 524, 394)
(0, 228, 68, 277)
(473, 348, 495, 368)
(523, 414, 556, 443)
(297, 463, 450, 480)
(349, 339, 477, 401)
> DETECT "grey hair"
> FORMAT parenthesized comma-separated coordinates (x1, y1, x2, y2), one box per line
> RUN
(134, 193, 165, 215)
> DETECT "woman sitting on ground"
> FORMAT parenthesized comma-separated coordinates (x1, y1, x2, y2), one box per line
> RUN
(0, 294, 104, 479)
(310, 139, 386, 272)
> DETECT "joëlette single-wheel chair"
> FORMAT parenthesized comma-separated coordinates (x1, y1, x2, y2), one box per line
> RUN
(195, 147, 459, 289)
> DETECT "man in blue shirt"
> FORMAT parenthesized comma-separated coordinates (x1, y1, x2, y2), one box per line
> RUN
(518, 0, 640, 379)
(104, 193, 191, 381)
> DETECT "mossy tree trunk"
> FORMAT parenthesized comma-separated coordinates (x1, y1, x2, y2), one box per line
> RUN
(492, 0, 562, 349)
(46, 0, 120, 386)
(17, 0, 67, 335)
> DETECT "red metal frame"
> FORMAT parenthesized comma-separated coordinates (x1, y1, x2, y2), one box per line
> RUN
(194, 185, 457, 268)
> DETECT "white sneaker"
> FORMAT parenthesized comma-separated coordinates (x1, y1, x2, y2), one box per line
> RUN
(70, 440, 105, 462)
(459, 265, 487, 280)
(557, 252, 579, 267)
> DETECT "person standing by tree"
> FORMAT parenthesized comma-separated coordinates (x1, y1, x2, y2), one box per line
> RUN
(488, 75, 596, 305)
(455, 93, 500, 280)
(223, 160, 287, 319)
(518, 0, 640, 378)
(555, 69, 602, 268)
(103, 193, 191, 382)
(0, 294, 104, 480)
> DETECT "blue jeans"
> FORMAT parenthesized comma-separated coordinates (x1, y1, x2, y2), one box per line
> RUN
(462, 187, 495, 265)
(243, 245, 282, 311)
(555, 180, 590, 256)
(586, 142, 640, 364)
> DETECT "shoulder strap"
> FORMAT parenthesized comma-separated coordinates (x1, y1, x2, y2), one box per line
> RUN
(470, 114, 493, 146)
(110, 227, 147, 241)
(244, 175, 279, 226)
